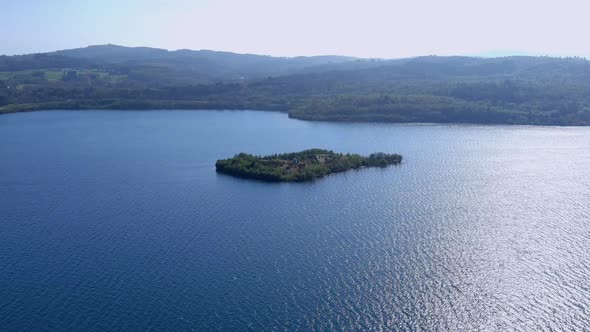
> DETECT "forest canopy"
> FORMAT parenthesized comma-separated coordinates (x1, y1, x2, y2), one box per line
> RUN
(215, 149, 403, 182)
(2, 45, 590, 125)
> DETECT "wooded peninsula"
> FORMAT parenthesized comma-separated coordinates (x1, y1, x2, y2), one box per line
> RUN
(215, 149, 402, 182)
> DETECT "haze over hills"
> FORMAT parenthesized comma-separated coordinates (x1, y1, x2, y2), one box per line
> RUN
(6, 1, 590, 330)
(2, 44, 590, 125)
(1, 44, 367, 84)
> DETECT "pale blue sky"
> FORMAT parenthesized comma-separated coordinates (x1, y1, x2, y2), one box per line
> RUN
(2, 0, 588, 58)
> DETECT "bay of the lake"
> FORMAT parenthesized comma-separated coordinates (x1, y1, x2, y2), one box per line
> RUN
(1, 110, 589, 331)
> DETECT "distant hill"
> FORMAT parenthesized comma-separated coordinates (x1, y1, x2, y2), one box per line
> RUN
(0, 44, 364, 84)
(2, 45, 590, 125)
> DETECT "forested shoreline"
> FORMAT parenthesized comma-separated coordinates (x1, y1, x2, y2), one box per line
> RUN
(3, 45, 590, 125)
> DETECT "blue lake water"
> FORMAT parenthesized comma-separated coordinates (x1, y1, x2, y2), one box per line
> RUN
(1, 110, 590, 331)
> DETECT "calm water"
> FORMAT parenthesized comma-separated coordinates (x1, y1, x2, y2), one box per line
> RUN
(1, 110, 590, 331)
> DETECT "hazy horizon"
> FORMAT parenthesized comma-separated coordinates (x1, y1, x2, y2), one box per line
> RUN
(1, 42, 570, 60)
(3, 0, 589, 58)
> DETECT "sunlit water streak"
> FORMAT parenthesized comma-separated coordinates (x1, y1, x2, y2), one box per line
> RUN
(1, 110, 589, 331)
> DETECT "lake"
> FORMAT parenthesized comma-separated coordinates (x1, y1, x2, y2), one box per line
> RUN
(1, 110, 589, 331)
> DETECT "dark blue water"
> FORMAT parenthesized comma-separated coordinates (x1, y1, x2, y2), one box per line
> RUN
(1, 110, 590, 331)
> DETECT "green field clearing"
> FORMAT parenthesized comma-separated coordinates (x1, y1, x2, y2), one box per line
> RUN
(0, 69, 127, 84)
(44, 70, 63, 81)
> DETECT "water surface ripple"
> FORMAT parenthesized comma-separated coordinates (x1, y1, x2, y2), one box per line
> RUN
(1, 110, 589, 331)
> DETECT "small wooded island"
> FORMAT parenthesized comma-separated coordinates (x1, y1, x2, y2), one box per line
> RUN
(216, 149, 402, 182)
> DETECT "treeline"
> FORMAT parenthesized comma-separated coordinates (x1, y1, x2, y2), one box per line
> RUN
(3, 50, 590, 125)
(289, 92, 590, 125)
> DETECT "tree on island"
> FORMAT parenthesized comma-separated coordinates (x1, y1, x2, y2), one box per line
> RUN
(216, 149, 402, 182)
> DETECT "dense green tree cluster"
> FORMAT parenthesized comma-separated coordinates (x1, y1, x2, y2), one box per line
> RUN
(215, 149, 402, 182)
(3, 46, 590, 125)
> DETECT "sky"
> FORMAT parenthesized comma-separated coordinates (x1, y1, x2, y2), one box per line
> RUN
(2, 0, 589, 58)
